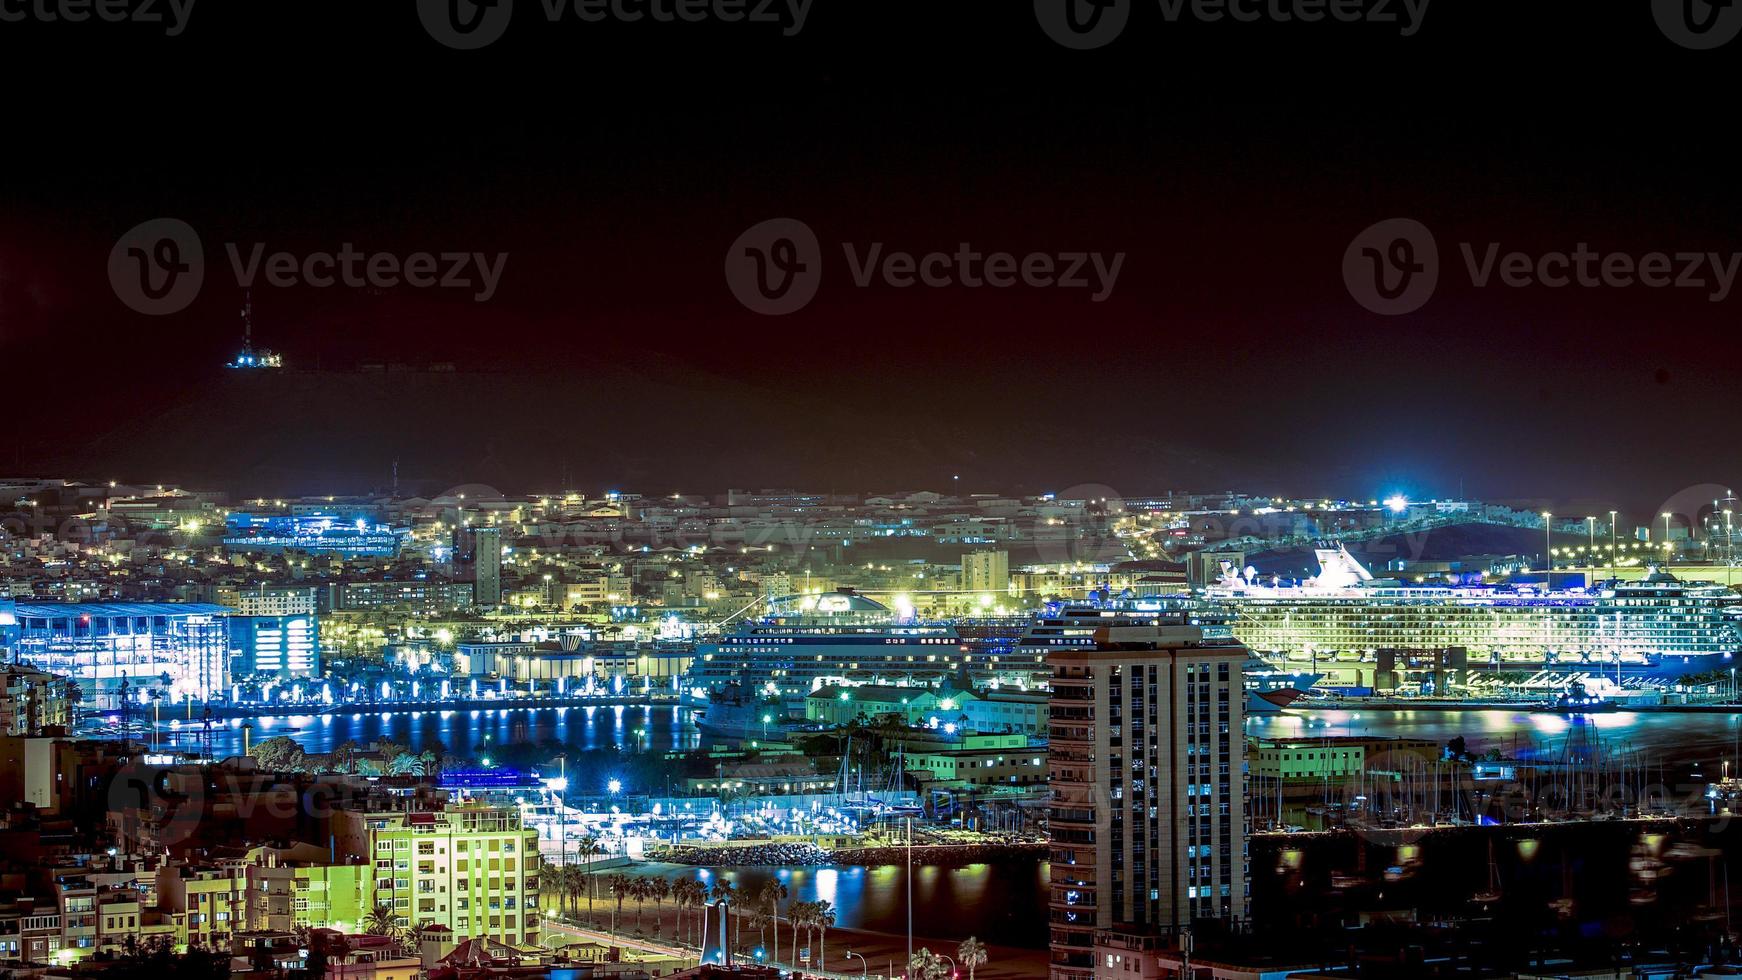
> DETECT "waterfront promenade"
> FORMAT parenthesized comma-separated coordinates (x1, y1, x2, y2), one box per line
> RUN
(545, 893, 1047, 979)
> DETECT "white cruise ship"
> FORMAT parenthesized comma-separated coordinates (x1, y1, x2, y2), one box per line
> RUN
(1208, 546, 1742, 684)
(1020, 595, 1320, 712)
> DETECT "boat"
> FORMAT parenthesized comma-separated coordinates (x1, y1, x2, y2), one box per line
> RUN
(1022, 596, 1318, 713)
(690, 683, 804, 739)
(1546, 680, 1616, 714)
(684, 589, 1042, 712)
(1471, 839, 1503, 905)
(1209, 548, 1742, 683)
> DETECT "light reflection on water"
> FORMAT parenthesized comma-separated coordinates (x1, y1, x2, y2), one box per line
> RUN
(98, 704, 701, 758)
(1250, 708, 1742, 765)
(124, 703, 1742, 771)
(644, 861, 1051, 953)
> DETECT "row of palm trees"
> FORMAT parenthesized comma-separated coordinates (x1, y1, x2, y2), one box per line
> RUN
(910, 938, 990, 980)
(537, 862, 852, 972)
(533, 838, 609, 925)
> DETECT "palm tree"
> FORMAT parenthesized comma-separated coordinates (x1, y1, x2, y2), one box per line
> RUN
(576, 833, 603, 865)
(686, 877, 710, 950)
(536, 864, 564, 920)
(630, 876, 651, 934)
(561, 864, 585, 919)
(363, 901, 399, 944)
(908, 948, 951, 980)
(606, 873, 632, 936)
(813, 899, 836, 972)
(670, 878, 693, 947)
(958, 936, 989, 980)
(790, 899, 807, 971)
(647, 877, 671, 936)
(691, 877, 710, 949)
(757, 879, 788, 964)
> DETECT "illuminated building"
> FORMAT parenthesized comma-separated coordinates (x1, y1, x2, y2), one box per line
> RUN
(2, 600, 234, 701)
(333, 803, 540, 946)
(0, 662, 71, 736)
(224, 513, 403, 558)
(328, 580, 476, 614)
(962, 549, 1010, 593)
(211, 585, 318, 617)
(1047, 623, 1249, 980)
(230, 614, 320, 678)
(472, 527, 502, 606)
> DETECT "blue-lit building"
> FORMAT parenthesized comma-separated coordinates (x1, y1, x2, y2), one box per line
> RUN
(1, 600, 234, 701)
(223, 512, 404, 557)
(229, 614, 320, 679)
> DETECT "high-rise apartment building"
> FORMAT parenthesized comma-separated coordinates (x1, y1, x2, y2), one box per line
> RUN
(962, 549, 1010, 593)
(1047, 624, 1248, 980)
(471, 527, 502, 606)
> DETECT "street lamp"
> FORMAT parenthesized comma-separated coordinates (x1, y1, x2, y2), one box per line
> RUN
(1664, 512, 1674, 560)
(845, 949, 868, 979)
(1586, 517, 1596, 583)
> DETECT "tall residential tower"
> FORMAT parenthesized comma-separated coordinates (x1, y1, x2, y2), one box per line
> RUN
(1047, 623, 1249, 980)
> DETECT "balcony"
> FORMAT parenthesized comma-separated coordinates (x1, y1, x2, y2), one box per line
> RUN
(1048, 807, 1096, 826)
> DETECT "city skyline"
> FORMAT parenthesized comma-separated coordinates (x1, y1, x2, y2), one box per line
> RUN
(7, 1, 1742, 976)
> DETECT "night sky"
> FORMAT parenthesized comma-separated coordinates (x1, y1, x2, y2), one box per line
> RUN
(1, 0, 1737, 511)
